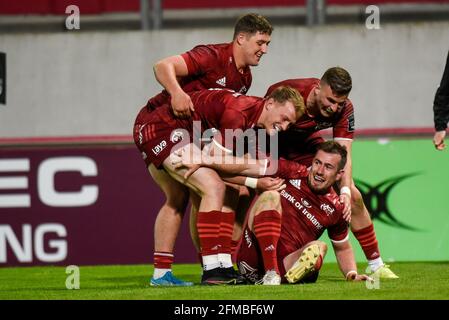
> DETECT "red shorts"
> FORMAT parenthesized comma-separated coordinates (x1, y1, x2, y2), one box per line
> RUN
(133, 106, 192, 168)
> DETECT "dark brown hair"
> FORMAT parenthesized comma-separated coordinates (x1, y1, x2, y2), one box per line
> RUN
(316, 140, 348, 170)
(321, 67, 352, 96)
(233, 13, 273, 39)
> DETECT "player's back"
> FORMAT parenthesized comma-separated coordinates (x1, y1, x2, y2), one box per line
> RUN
(189, 89, 264, 133)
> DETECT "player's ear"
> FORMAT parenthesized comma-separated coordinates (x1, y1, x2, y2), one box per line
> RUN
(236, 32, 246, 45)
(265, 98, 274, 110)
(335, 169, 344, 182)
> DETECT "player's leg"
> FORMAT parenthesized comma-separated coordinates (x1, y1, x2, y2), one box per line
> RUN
(283, 240, 327, 284)
(350, 183, 398, 279)
(148, 164, 192, 286)
(162, 145, 238, 285)
(231, 186, 255, 261)
(189, 190, 201, 253)
(217, 183, 248, 284)
(249, 190, 283, 285)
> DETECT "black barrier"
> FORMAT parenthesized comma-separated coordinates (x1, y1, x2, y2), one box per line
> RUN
(0, 52, 5, 104)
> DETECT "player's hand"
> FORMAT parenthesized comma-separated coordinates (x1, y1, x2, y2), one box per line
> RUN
(171, 91, 195, 119)
(256, 177, 286, 192)
(346, 272, 373, 282)
(171, 147, 202, 179)
(433, 130, 446, 150)
(339, 193, 352, 222)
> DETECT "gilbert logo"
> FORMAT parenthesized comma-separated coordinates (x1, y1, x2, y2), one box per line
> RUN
(355, 172, 421, 231)
(216, 76, 226, 87)
(152, 140, 167, 156)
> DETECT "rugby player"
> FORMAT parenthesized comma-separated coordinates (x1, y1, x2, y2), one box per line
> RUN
(139, 13, 273, 285)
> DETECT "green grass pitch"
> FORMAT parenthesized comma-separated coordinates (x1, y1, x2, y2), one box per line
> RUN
(1, 262, 449, 300)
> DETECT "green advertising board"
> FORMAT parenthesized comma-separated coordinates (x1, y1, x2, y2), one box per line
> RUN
(322, 138, 449, 263)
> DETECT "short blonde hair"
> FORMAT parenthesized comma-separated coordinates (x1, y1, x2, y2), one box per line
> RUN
(268, 86, 305, 120)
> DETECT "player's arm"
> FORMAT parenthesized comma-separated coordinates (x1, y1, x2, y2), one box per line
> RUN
(172, 141, 269, 178)
(221, 175, 286, 192)
(334, 138, 353, 220)
(153, 55, 194, 118)
(331, 239, 370, 281)
(433, 52, 449, 150)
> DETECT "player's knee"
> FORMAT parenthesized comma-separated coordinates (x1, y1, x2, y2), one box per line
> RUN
(201, 176, 226, 200)
(350, 186, 365, 212)
(165, 193, 189, 213)
(255, 190, 281, 212)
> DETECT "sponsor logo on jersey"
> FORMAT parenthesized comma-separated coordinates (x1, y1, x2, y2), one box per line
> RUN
(138, 124, 147, 145)
(320, 203, 335, 216)
(141, 151, 147, 160)
(289, 179, 301, 190)
(301, 198, 312, 208)
(151, 140, 167, 156)
(170, 130, 184, 143)
(314, 122, 334, 131)
(280, 190, 323, 230)
(216, 76, 226, 87)
(348, 113, 355, 132)
(239, 86, 247, 93)
(244, 229, 252, 248)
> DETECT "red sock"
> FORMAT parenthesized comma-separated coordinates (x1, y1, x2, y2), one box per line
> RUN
(197, 211, 221, 256)
(218, 212, 235, 255)
(352, 223, 380, 260)
(154, 251, 173, 269)
(253, 210, 282, 273)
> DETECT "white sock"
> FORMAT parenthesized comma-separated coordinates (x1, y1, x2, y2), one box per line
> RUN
(218, 253, 234, 268)
(368, 257, 384, 272)
(153, 268, 170, 279)
(202, 254, 220, 271)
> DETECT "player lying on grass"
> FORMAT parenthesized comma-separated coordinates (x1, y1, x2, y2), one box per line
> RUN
(173, 141, 371, 285)
(133, 86, 304, 285)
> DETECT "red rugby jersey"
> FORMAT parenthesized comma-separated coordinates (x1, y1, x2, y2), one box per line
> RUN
(147, 43, 252, 109)
(266, 78, 355, 140)
(274, 160, 349, 255)
(189, 89, 264, 153)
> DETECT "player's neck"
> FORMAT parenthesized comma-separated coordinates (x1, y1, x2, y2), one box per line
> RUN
(306, 88, 319, 118)
(232, 43, 247, 74)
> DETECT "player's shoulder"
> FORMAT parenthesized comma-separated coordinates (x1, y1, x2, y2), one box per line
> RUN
(191, 43, 230, 57)
(321, 188, 344, 213)
(267, 78, 319, 96)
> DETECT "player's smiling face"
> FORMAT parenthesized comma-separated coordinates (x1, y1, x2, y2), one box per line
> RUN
(316, 84, 347, 118)
(308, 150, 344, 193)
(240, 31, 271, 66)
(261, 99, 297, 136)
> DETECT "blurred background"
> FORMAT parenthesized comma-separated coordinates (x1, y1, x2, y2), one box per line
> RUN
(0, 0, 448, 267)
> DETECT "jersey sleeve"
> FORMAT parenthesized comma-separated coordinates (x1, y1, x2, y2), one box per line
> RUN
(267, 159, 308, 178)
(181, 45, 219, 76)
(333, 101, 355, 140)
(327, 214, 349, 243)
(211, 109, 247, 154)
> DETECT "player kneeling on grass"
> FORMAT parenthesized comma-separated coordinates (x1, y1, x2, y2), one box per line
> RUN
(175, 141, 371, 284)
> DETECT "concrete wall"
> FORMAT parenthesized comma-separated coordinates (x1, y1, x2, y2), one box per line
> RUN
(0, 21, 448, 138)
